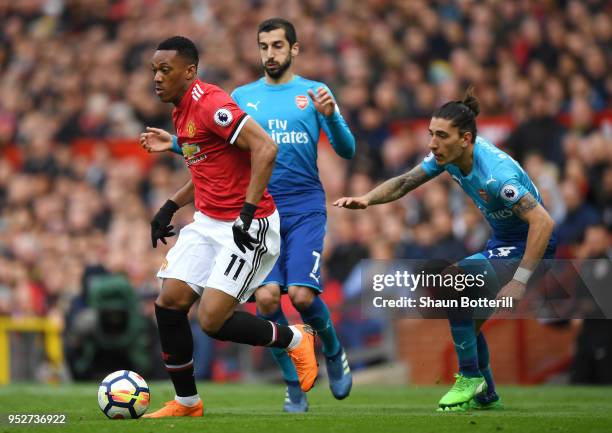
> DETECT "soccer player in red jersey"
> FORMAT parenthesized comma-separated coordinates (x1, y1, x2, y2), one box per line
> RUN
(142, 36, 317, 418)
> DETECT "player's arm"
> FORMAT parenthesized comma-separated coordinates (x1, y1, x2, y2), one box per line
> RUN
(170, 178, 195, 207)
(309, 87, 356, 159)
(150, 179, 194, 248)
(334, 165, 432, 209)
(511, 193, 555, 275)
(230, 117, 278, 252)
(496, 193, 555, 302)
(233, 117, 278, 206)
(227, 118, 278, 253)
(140, 127, 180, 154)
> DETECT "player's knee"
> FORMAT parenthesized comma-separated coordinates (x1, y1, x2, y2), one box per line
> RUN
(198, 300, 232, 336)
(156, 279, 198, 311)
(289, 286, 315, 311)
(198, 312, 223, 336)
(256, 286, 281, 315)
(155, 291, 191, 311)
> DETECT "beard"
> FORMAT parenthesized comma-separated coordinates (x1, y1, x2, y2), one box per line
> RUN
(264, 56, 292, 79)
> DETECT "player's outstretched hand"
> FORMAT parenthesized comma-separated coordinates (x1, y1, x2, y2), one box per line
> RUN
(333, 196, 369, 209)
(150, 199, 179, 248)
(308, 87, 336, 117)
(141, 127, 173, 153)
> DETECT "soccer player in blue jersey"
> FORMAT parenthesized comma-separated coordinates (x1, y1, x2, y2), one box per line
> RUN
(335, 88, 556, 411)
(141, 18, 355, 412)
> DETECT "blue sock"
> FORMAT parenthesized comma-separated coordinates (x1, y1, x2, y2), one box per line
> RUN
(449, 319, 480, 377)
(297, 296, 340, 357)
(477, 332, 496, 393)
(257, 306, 299, 382)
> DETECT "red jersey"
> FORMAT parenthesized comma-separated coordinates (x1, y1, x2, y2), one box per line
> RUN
(172, 79, 276, 220)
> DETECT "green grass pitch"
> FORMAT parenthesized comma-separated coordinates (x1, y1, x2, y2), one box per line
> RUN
(0, 383, 610, 433)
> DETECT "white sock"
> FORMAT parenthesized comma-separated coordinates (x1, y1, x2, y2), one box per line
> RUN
(287, 326, 303, 350)
(175, 394, 201, 407)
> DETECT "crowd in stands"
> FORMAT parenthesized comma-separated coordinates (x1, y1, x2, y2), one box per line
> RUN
(0, 0, 609, 331)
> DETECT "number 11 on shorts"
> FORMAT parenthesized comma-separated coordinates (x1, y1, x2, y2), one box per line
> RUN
(225, 253, 246, 281)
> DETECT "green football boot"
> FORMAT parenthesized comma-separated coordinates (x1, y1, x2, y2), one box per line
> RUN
(437, 373, 487, 412)
(468, 391, 503, 410)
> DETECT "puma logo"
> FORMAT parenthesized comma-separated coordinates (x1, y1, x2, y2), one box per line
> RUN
(454, 341, 467, 350)
(486, 174, 496, 185)
(246, 101, 260, 111)
(475, 380, 486, 394)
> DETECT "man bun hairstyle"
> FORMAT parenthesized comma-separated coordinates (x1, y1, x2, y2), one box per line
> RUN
(432, 86, 480, 143)
(460, 86, 480, 117)
(157, 36, 199, 68)
(258, 18, 298, 46)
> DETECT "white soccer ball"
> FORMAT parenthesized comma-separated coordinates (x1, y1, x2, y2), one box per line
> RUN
(97, 370, 150, 419)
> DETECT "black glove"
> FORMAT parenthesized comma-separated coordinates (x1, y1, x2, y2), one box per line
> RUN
(150, 199, 179, 248)
(232, 202, 258, 253)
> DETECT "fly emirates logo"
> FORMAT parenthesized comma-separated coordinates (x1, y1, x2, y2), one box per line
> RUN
(267, 119, 309, 144)
(483, 208, 514, 220)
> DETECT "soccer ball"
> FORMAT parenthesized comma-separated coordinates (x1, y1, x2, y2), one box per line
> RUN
(97, 370, 150, 419)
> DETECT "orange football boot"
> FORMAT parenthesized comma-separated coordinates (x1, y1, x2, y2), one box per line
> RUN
(287, 324, 318, 392)
(142, 399, 203, 418)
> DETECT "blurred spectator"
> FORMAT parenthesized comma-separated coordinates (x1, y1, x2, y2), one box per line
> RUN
(556, 180, 601, 255)
(598, 166, 612, 230)
(523, 153, 565, 223)
(570, 225, 612, 384)
(506, 90, 565, 168)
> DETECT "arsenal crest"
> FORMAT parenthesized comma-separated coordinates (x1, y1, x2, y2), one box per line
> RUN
(295, 95, 309, 109)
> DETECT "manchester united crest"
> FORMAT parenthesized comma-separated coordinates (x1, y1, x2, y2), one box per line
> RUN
(187, 120, 196, 138)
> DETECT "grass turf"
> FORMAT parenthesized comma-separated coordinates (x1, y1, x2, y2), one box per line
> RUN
(0, 383, 610, 433)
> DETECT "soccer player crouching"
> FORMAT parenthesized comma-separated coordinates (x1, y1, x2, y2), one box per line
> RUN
(335, 88, 556, 411)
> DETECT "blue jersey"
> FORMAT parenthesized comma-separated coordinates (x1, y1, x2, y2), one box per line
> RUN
(231, 76, 355, 215)
(421, 136, 556, 248)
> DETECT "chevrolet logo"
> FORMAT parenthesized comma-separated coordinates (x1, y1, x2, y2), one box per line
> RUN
(182, 143, 200, 159)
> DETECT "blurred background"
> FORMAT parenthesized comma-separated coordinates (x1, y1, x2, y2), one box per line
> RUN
(0, 0, 610, 386)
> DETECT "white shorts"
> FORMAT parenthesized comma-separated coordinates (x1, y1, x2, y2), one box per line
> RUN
(157, 210, 280, 303)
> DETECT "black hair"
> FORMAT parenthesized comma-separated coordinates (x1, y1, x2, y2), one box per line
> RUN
(157, 36, 199, 67)
(258, 18, 298, 46)
(431, 86, 480, 143)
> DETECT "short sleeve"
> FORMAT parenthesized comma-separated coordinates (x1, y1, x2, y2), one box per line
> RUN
(420, 151, 445, 177)
(197, 89, 250, 144)
(496, 178, 529, 209)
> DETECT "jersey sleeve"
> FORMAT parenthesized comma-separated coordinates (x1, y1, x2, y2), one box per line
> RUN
(493, 170, 530, 209)
(197, 88, 250, 145)
(315, 85, 356, 160)
(420, 151, 445, 177)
